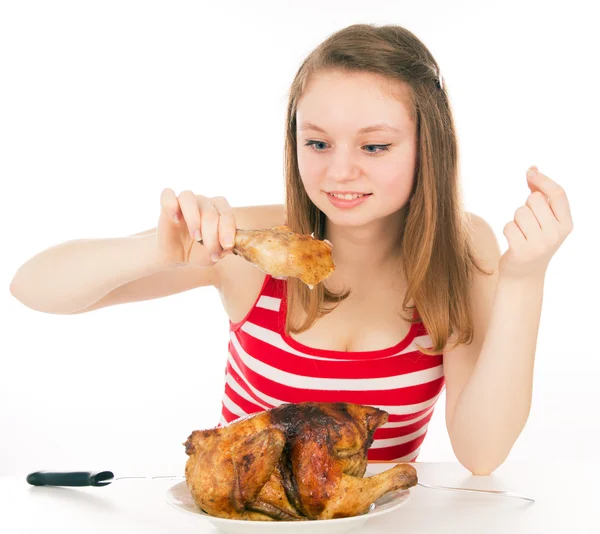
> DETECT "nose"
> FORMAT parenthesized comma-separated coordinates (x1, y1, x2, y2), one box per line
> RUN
(327, 148, 360, 182)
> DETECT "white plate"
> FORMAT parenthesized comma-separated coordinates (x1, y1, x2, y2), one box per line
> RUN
(165, 477, 411, 534)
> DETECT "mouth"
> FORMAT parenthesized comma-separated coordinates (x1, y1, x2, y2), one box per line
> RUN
(325, 192, 372, 200)
(324, 191, 373, 210)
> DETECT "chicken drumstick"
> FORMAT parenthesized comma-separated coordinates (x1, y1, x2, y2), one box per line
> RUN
(230, 225, 335, 288)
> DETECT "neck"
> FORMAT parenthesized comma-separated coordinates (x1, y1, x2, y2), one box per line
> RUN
(323, 207, 407, 284)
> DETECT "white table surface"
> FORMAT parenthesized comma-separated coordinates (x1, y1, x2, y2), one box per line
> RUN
(2, 460, 596, 533)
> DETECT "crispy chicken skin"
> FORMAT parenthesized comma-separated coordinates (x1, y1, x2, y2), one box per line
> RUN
(183, 402, 418, 521)
(232, 226, 335, 288)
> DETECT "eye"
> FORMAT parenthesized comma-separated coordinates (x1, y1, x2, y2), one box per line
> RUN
(304, 140, 329, 151)
(303, 140, 392, 154)
(363, 144, 391, 154)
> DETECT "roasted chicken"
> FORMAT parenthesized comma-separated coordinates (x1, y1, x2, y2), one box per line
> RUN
(183, 402, 417, 521)
(231, 226, 335, 288)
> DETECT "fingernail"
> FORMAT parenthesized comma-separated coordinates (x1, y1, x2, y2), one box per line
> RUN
(210, 253, 220, 262)
(527, 169, 536, 178)
(194, 229, 202, 241)
(173, 214, 180, 224)
(223, 236, 234, 248)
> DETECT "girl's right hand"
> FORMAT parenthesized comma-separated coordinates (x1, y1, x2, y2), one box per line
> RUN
(156, 189, 237, 267)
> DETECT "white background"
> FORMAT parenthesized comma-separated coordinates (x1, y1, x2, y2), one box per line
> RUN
(1, 0, 599, 478)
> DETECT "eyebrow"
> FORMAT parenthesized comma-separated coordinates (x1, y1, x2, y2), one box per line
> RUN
(298, 121, 401, 134)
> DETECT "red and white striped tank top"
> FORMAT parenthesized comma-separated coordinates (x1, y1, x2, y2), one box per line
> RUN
(219, 274, 445, 462)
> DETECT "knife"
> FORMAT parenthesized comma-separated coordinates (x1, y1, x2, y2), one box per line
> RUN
(28, 461, 405, 485)
(26, 471, 535, 502)
(26, 471, 183, 487)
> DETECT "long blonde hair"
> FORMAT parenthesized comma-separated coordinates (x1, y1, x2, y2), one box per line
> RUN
(284, 24, 487, 355)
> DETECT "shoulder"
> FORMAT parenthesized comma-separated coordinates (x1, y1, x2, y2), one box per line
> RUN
(230, 204, 286, 230)
(441, 212, 500, 348)
(465, 212, 501, 270)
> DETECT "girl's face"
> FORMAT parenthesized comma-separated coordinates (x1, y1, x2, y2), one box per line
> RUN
(296, 70, 417, 228)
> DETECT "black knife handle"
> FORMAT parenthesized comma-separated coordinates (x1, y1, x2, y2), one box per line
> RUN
(26, 470, 115, 487)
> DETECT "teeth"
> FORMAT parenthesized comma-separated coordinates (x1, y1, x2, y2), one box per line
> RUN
(330, 193, 366, 200)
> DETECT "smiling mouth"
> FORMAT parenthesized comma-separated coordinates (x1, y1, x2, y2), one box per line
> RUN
(326, 192, 372, 200)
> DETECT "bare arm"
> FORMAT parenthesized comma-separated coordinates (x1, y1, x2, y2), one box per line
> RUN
(444, 168, 573, 475)
(9, 231, 212, 314)
(9, 203, 284, 315)
(446, 269, 543, 475)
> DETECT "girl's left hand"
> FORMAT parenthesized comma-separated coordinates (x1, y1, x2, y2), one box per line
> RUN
(499, 166, 573, 279)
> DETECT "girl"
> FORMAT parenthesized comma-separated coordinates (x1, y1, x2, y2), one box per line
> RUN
(10, 24, 573, 475)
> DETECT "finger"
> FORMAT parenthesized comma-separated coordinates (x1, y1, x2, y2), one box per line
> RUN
(210, 196, 236, 249)
(526, 168, 572, 224)
(197, 195, 222, 260)
(514, 205, 541, 240)
(160, 188, 181, 223)
(178, 190, 202, 241)
(525, 192, 557, 229)
(503, 220, 526, 248)
(219, 249, 235, 260)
